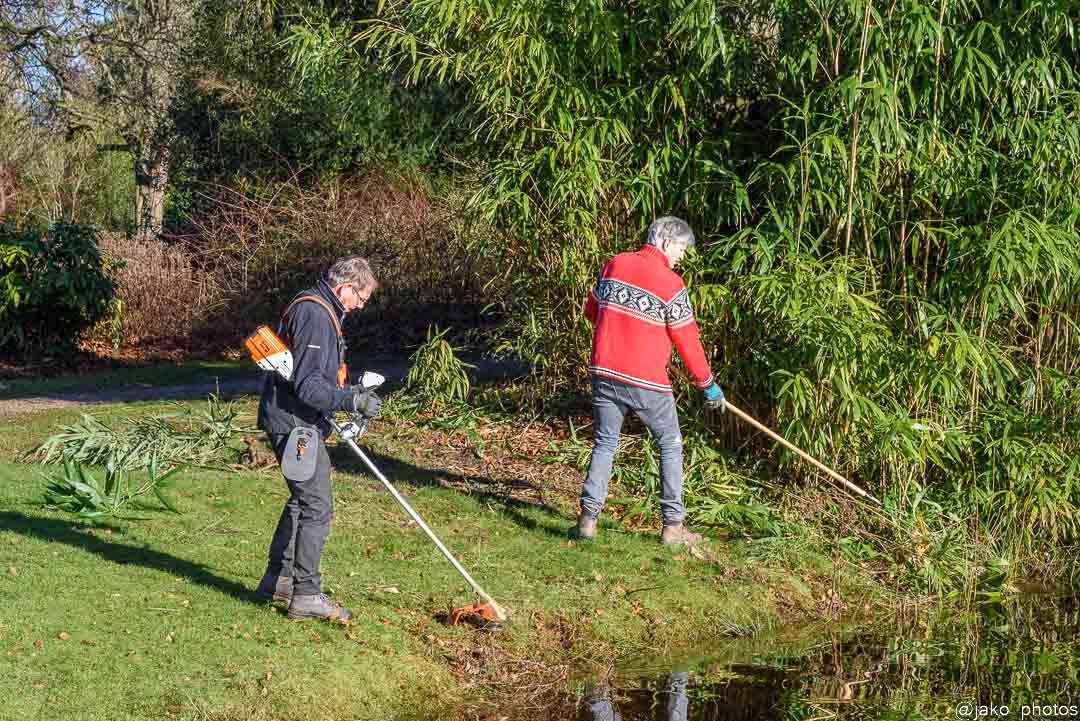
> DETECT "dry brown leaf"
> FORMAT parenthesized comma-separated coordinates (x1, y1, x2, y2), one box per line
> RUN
(672, 554, 685, 561)
(34, 639, 44, 650)
(57, 632, 70, 641)
(7, 567, 15, 577)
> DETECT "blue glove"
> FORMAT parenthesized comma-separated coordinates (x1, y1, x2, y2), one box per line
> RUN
(703, 383, 725, 412)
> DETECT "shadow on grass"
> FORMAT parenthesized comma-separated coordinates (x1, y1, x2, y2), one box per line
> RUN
(0, 510, 265, 604)
(328, 445, 572, 540)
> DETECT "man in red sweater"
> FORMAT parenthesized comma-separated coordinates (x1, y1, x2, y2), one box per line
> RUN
(570, 216, 725, 546)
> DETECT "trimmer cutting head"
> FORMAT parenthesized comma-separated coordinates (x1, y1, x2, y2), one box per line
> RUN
(443, 601, 508, 632)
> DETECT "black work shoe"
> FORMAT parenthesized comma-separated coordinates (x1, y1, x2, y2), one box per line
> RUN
(568, 513, 597, 540)
(287, 593, 353, 623)
(255, 572, 292, 603)
(661, 524, 703, 546)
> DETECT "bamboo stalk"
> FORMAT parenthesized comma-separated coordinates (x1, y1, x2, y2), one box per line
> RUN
(844, 3, 873, 256)
(724, 401, 884, 508)
(932, 0, 949, 123)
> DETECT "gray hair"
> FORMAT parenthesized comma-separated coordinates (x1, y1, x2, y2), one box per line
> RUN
(645, 216, 695, 248)
(327, 256, 378, 291)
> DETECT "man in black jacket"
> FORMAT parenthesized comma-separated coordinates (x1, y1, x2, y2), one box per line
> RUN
(255, 256, 382, 623)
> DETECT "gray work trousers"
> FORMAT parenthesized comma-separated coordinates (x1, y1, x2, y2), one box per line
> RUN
(266, 431, 333, 595)
(580, 376, 685, 525)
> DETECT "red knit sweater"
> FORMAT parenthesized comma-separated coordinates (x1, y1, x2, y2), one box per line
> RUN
(584, 245, 714, 393)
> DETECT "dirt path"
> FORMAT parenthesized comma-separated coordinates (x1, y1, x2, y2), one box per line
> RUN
(0, 378, 264, 416)
(0, 355, 526, 417)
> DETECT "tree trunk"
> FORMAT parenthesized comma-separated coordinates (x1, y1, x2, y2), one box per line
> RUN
(134, 148, 168, 239)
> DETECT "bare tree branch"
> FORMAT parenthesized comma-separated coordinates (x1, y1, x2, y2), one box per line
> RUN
(2, 0, 197, 235)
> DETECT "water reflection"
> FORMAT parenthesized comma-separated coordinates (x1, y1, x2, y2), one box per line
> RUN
(503, 595, 1080, 721)
(585, 672, 688, 721)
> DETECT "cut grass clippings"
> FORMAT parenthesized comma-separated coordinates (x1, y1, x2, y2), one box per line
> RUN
(0, 396, 889, 721)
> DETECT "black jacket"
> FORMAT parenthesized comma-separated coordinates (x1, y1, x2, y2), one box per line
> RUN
(257, 280, 352, 437)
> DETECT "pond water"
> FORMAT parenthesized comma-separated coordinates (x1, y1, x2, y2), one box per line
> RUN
(494, 595, 1079, 721)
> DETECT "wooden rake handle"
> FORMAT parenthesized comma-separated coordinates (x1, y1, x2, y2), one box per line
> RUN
(723, 401, 883, 508)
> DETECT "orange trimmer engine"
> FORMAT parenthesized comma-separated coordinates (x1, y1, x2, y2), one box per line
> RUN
(244, 325, 295, 381)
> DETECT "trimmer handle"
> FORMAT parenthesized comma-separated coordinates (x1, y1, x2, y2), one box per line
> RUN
(338, 369, 384, 441)
(338, 417, 369, 441)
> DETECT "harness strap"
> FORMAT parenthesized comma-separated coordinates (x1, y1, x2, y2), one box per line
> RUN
(283, 295, 342, 337)
(281, 294, 348, 389)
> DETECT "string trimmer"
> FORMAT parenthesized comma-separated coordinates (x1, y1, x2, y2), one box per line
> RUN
(245, 323, 509, 626)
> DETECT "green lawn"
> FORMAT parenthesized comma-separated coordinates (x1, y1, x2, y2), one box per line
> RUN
(0, 397, 872, 721)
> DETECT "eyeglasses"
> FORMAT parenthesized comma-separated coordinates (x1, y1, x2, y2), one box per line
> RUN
(351, 284, 373, 307)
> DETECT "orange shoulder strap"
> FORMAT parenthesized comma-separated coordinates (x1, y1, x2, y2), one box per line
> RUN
(281, 294, 348, 389)
(282, 295, 342, 338)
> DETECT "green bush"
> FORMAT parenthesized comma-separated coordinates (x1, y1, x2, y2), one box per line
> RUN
(0, 242, 31, 320)
(0, 222, 116, 354)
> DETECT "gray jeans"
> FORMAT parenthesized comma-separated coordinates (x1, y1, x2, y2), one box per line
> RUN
(266, 432, 333, 595)
(581, 377, 685, 525)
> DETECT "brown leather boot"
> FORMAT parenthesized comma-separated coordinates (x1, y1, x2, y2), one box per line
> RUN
(568, 513, 597, 540)
(661, 524, 703, 546)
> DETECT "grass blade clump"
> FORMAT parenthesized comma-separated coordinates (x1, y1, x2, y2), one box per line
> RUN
(42, 459, 184, 518)
(33, 394, 251, 472)
(404, 325, 475, 411)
